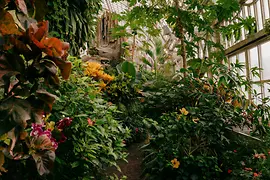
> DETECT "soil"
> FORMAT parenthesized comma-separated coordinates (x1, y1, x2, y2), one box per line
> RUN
(107, 142, 144, 180)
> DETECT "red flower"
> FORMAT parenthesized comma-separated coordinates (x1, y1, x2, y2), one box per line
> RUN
(135, 128, 139, 133)
(228, 169, 232, 174)
(233, 150, 237, 153)
(57, 117, 73, 130)
(58, 132, 67, 143)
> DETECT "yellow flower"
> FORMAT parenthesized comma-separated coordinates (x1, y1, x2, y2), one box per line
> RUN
(192, 118, 199, 123)
(84, 62, 114, 82)
(171, 158, 180, 169)
(101, 73, 114, 82)
(180, 108, 189, 115)
(46, 121, 55, 131)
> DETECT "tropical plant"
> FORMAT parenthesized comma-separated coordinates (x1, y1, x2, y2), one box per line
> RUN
(0, 0, 72, 177)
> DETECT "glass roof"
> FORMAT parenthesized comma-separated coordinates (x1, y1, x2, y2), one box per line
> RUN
(102, 0, 128, 14)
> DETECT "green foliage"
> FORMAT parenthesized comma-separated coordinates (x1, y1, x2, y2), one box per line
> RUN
(140, 70, 270, 179)
(49, 57, 130, 179)
(118, 61, 136, 79)
(105, 73, 140, 104)
(45, 0, 102, 55)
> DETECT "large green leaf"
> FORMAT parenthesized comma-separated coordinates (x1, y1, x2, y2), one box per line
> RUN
(0, 98, 31, 135)
(121, 61, 136, 79)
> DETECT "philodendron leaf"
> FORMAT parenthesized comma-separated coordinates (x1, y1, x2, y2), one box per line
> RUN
(32, 150, 55, 176)
(0, 98, 31, 136)
(121, 61, 136, 79)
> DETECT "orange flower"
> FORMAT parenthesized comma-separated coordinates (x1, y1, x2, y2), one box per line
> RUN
(139, 98, 145, 103)
(253, 172, 259, 177)
(171, 158, 180, 169)
(254, 153, 266, 159)
(180, 108, 189, 115)
(244, 167, 252, 171)
(87, 118, 95, 126)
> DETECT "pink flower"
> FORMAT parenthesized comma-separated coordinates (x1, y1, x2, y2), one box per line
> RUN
(43, 130, 52, 139)
(135, 128, 139, 133)
(30, 123, 43, 137)
(233, 150, 237, 153)
(50, 137, 58, 150)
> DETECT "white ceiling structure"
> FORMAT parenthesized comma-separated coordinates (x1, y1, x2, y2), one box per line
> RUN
(102, 0, 128, 14)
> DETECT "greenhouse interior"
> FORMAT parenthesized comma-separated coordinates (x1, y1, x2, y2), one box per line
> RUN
(2, 0, 270, 179)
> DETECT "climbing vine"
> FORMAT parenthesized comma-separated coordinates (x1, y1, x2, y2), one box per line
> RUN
(46, 0, 102, 55)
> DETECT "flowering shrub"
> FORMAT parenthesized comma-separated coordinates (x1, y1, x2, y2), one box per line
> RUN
(140, 70, 270, 180)
(48, 57, 130, 179)
(0, 0, 72, 178)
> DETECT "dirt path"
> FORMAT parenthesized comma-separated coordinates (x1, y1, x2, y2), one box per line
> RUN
(108, 142, 144, 180)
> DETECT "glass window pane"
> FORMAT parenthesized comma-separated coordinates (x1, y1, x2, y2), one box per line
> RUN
(264, 0, 270, 20)
(230, 56, 236, 64)
(256, 1, 263, 30)
(250, 5, 255, 18)
(249, 47, 260, 81)
(261, 41, 270, 80)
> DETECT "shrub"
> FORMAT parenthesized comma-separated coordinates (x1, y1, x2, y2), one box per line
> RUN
(48, 57, 130, 179)
(0, 0, 72, 178)
(141, 71, 270, 180)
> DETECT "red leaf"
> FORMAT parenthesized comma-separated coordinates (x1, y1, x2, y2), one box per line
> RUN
(35, 21, 48, 41)
(15, 0, 28, 15)
(53, 59, 72, 80)
(41, 37, 63, 57)
(0, 10, 22, 36)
